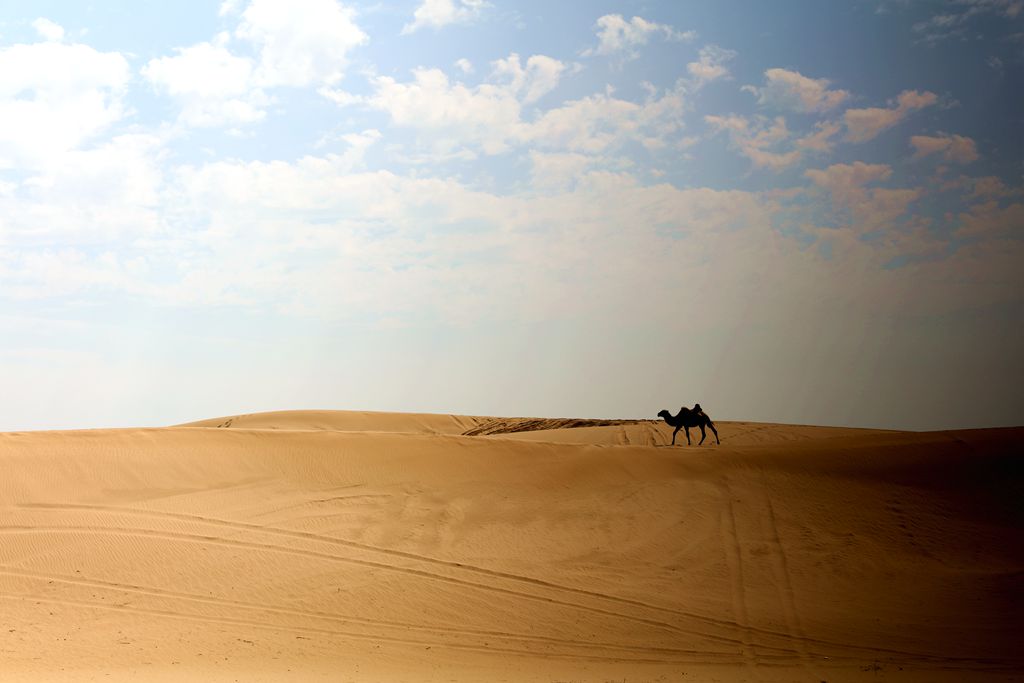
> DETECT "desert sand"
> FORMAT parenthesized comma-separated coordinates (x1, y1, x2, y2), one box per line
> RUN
(1, 410, 1021, 682)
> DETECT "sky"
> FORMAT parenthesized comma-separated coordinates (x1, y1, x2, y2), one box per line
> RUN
(0, 0, 1021, 431)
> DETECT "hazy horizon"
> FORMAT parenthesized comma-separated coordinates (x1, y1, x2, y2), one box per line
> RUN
(1, 0, 1022, 432)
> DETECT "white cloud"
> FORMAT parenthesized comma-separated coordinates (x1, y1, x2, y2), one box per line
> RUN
(805, 161, 892, 202)
(159, 156, 782, 323)
(332, 128, 382, 169)
(142, 41, 267, 127)
(582, 14, 695, 58)
(805, 161, 921, 234)
(955, 199, 1024, 239)
(219, 0, 244, 14)
(686, 45, 736, 87)
(528, 151, 601, 191)
(492, 53, 568, 104)
(0, 145, 768, 325)
(0, 249, 139, 302)
(18, 134, 164, 237)
(525, 82, 689, 153)
(142, 0, 367, 128)
(912, 13, 967, 43)
(455, 58, 474, 74)
(5, 144, 1016, 341)
(744, 68, 849, 113)
(964, 175, 1018, 199)
(235, 0, 368, 87)
(0, 133, 165, 306)
(365, 54, 686, 156)
(527, 95, 641, 153)
(402, 0, 488, 34)
(705, 114, 802, 170)
(0, 40, 130, 169)
(844, 89, 938, 143)
(910, 133, 979, 163)
(853, 187, 922, 231)
(32, 18, 65, 42)
(913, 1, 1023, 43)
(317, 86, 361, 107)
(368, 67, 522, 154)
(796, 120, 842, 153)
(144, 40, 252, 99)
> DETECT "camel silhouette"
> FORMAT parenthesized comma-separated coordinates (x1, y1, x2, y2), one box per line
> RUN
(657, 404, 719, 446)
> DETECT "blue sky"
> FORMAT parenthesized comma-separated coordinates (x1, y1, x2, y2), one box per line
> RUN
(0, 0, 1021, 431)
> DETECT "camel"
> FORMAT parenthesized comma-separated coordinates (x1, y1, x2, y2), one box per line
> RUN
(657, 404, 719, 446)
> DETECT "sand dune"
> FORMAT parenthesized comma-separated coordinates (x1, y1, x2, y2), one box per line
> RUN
(181, 409, 899, 445)
(1, 411, 1021, 681)
(179, 408, 489, 434)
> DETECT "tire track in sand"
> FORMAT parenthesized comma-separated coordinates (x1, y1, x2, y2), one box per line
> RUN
(0, 591, 708, 665)
(0, 523, 756, 653)
(0, 566, 702, 661)
(11, 503, 954, 661)
(719, 481, 759, 678)
(757, 469, 814, 674)
(12, 502, 792, 653)
(9, 503, 952, 662)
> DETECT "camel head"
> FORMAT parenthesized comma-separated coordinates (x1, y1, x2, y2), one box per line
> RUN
(656, 409, 671, 420)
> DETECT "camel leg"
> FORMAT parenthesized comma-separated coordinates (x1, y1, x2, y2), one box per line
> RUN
(684, 427, 691, 445)
(709, 423, 720, 444)
(671, 427, 680, 446)
(699, 424, 706, 445)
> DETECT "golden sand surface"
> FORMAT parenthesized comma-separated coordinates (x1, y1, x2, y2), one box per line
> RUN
(1, 410, 1021, 681)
